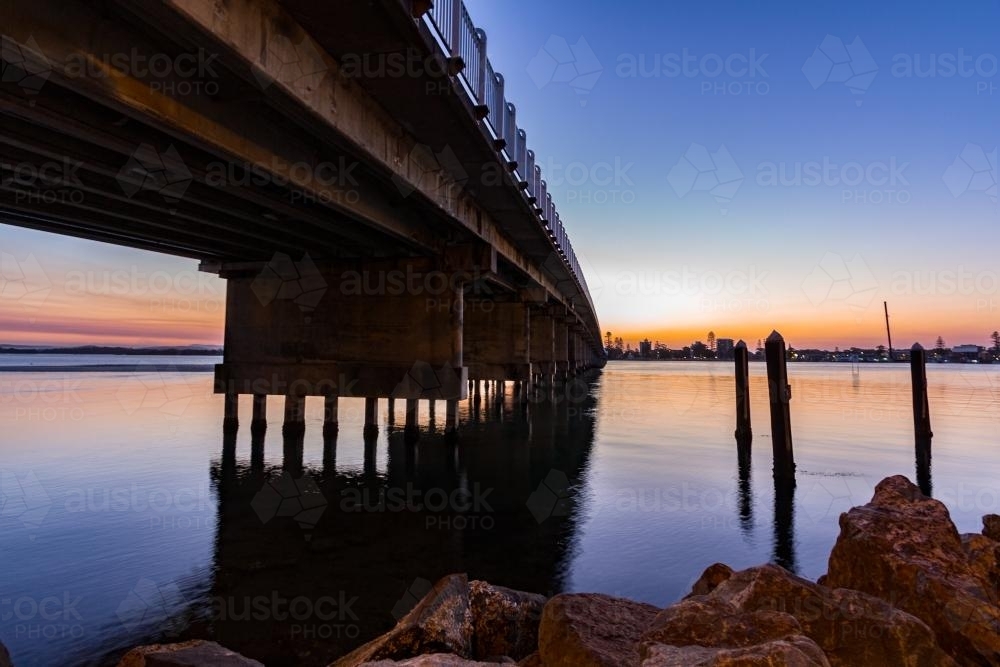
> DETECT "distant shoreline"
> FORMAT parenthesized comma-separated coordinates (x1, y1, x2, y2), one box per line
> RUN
(0, 364, 217, 372)
(0, 347, 222, 356)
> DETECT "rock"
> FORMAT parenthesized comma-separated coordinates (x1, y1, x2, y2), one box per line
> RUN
(334, 575, 473, 667)
(117, 640, 263, 666)
(0, 641, 10, 667)
(823, 475, 1000, 666)
(469, 580, 547, 661)
(962, 533, 1000, 590)
(984, 515, 1000, 542)
(538, 593, 659, 667)
(684, 563, 734, 599)
(516, 654, 543, 667)
(358, 655, 505, 666)
(640, 637, 830, 666)
(706, 564, 955, 666)
(643, 595, 803, 648)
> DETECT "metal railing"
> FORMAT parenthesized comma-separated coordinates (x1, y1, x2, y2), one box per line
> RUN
(419, 0, 595, 318)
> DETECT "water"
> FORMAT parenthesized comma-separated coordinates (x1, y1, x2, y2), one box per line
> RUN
(1, 359, 998, 665)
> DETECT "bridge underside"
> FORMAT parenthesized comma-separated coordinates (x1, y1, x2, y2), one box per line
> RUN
(1, 0, 605, 435)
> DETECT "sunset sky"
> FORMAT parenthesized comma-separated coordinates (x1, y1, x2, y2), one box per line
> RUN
(2, 0, 998, 350)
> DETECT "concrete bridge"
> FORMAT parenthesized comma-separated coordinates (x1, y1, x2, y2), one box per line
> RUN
(0, 0, 606, 437)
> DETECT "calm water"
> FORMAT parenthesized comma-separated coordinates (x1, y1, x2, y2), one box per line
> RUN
(1, 359, 998, 665)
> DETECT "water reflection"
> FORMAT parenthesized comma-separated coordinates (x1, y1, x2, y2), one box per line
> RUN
(772, 479, 796, 573)
(200, 378, 600, 666)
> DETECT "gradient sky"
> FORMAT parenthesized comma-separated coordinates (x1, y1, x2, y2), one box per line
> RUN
(2, 0, 998, 349)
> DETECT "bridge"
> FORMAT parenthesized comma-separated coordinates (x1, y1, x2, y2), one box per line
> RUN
(0, 0, 606, 437)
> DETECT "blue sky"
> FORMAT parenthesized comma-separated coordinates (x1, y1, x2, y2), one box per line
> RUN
(2, 0, 997, 348)
(465, 0, 998, 347)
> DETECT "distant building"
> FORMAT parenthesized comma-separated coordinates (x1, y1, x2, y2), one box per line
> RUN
(716, 338, 735, 359)
(639, 339, 652, 358)
(952, 344, 983, 362)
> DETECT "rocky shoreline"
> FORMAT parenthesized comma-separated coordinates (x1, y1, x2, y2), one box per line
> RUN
(13, 475, 994, 666)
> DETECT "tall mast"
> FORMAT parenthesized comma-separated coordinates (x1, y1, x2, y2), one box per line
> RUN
(884, 301, 894, 361)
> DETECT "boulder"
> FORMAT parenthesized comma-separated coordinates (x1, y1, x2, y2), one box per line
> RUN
(984, 515, 1000, 543)
(823, 475, 1000, 666)
(334, 575, 473, 667)
(639, 637, 830, 666)
(684, 563, 734, 599)
(643, 595, 803, 648)
(358, 655, 507, 666)
(962, 533, 999, 590)
(705, 564, 955, 666)
(117, 640, 263, 666)
(469, 580, 546, 661)
(538, 593, 659, 666)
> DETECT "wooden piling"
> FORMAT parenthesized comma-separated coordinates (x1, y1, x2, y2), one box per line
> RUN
(734, 339, 752, 465)
(765, 330, 795, 482)
(910, 343, 933, 495)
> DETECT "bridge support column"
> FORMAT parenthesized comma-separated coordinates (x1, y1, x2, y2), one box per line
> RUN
(553, 315, 570, 384)
(212, 254, 471, 438)
(323, 393, 339, 437)
(404, 398, 420, 442)
(223, 392, 239, 433)
(464, 299, 532, 383)
(364, 397, 379, 437)
(529, 306, 556, 393)
(283, 395, 305, 438)
(251, 394, 267, 433)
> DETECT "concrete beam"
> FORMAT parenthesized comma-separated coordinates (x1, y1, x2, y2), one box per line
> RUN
(464, 300, 531, 381)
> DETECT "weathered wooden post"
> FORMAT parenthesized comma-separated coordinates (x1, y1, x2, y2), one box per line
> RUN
(734, 339, 752, 466)
(910, 343, 933, 495)
(765, 331, 795, 483)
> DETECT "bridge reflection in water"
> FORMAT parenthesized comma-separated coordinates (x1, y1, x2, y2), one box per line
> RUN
(201, 378, 600, 666)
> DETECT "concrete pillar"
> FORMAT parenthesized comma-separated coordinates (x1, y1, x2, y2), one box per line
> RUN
(404, 398, 419, 441)
(445, 399, 459, 435)
(282, 395, 305, 437)
(251, 394, 267, 433)
(364, 397, 378, 437)
(214, 255, 468, 403)
(323, 393, 338, 436)
(530, 306, 555, 389)
(223, 392, 238, 432)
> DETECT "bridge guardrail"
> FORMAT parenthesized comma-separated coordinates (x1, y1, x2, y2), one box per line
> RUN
(420, 0, 596, 320)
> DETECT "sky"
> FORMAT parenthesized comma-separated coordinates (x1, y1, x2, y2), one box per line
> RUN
(1, 0, 998, 349)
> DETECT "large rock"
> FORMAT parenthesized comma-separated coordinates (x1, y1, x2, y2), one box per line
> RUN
(984, 515, 1000, 542)
(962, 533, 1000, 590)
(117, 640, 262, 666)
(684, 563, 734, 599)
(468, 581, 546, 661)
(334, 575, 473, 667)
(823, 475, 1000, 666)
(643, 595, 804, 649)
(538, 593, 659, 666)
(705, 564, 955, 666)
(640, 637, 830, 666)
